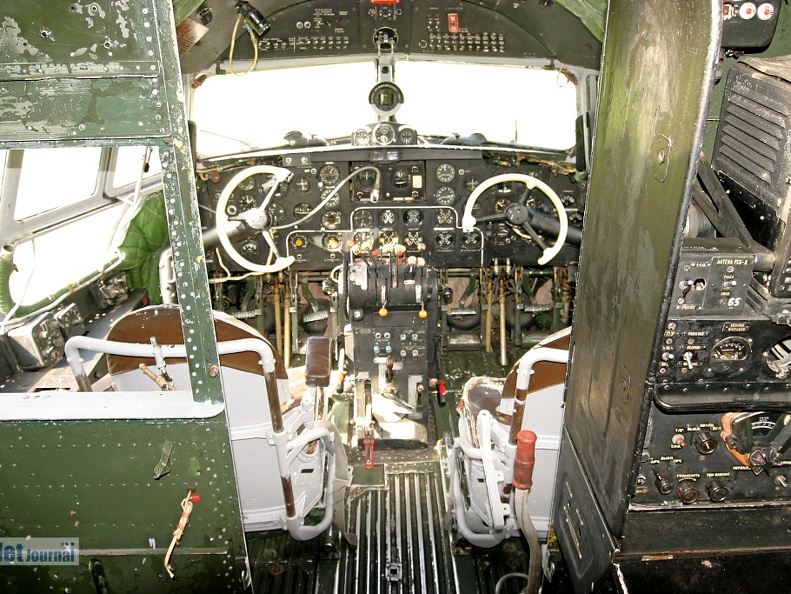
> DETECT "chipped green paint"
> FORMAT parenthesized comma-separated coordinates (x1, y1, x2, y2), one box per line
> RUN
(0, 1, 249, 589)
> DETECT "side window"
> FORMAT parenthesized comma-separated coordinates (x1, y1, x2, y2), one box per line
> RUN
(13, 147, 102, 220)
(0, 145, 163, 307)
(110, 146, 162, 193)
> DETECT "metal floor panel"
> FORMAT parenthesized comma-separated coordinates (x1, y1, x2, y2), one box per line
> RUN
(336, 462, 460, 594)
(249, 457, 539, 594)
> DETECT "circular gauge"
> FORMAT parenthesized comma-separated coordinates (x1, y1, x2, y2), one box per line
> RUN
(321, 187, 340, 208)
(353, 210, 374, 228)
(463, 175, 481, 193)
(238, 176, 256, 191)
(436, 209, 455, 226)
(225, 203, 238, 217)
(527, 191, 554, 213)
(260, 176, 285, 197)
(289, 234, 309, 250)
(293, 175, 312, 193)
(398, 126, 417, 145)
(494, 197, 511, 214)
(267, 203, 284, 224)
(353, 231, 372, 246)
(373, 27, 399, 49)
(404, 231, 423, 248)
(726, 411, 788, 450)
(240, 240, 261, 258)
(561, 192, 576, 206)
(355, 168, 378, 192)
(391, 168, 410, 188)
(321, 211, 342, 230)
(403, 208, 423, 227)
(749, 413, 783, 438)
(569, 212, 584, 225)
(293, 202, 313, 218)
(463, 231, 481, 248)
(379, 209, 397, 227)
(379, 231, 398, 245)
(373, 122, 397, 145)
(238, 194, 259, 211)
(352, 128, 371, 146)
(435, 231, 455, 249)
(318, 164, 341, 186)
(435, 186, 457, 205)
(709, 336, 751, 364)
(436, 163, 456, 183)
(322, 234, 342, 252)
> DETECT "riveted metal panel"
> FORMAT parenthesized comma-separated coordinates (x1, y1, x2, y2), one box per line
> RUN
(0, 414, 249, 591)
(0, 1, 248, 590)
(556, 0, 721, 541)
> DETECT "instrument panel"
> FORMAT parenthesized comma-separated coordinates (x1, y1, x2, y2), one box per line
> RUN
(200, 147, 583, 272)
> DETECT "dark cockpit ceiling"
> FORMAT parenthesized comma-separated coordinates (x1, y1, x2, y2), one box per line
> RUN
(175, 0, 604, 73)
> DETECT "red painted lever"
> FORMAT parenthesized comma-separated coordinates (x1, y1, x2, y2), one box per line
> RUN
(513, 430, 537, 490)
(363, 437, 375, 470)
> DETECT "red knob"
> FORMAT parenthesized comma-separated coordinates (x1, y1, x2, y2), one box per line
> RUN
(513, 430, 537, 490)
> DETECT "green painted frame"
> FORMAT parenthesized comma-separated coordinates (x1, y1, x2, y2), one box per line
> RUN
(0, 1, 249, 590)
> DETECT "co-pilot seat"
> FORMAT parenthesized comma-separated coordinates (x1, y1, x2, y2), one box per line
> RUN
(452, 327, 570, 546)
(67, 305, 343, 541)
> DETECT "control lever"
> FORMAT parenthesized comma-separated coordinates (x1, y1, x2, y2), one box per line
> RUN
(749, 419, 791, 476)
(722, 411, 791, 474)
(679, 279, 694, 299)
(363, 436, 376, 470)
(768, 339, 791, 377)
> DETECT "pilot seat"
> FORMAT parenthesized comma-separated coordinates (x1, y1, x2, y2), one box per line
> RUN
(65, 305, 347, 541)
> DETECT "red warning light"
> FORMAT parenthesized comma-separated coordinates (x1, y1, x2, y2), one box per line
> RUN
(371, 0, 400, 4)
(448, 13, 460, 33)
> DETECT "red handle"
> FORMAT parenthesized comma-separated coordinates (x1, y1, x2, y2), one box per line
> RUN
(363, 437, 375, 470)
(513, 430, 537, 490)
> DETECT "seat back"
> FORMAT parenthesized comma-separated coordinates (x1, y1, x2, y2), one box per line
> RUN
(101, 305, 330, 535)
(454, 327, 570, 544)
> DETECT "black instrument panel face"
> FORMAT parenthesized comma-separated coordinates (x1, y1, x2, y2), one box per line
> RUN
(201, 148, 582, 272)
(251, 0, 552, 60)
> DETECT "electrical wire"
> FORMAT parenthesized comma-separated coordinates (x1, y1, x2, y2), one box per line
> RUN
(164, 490, 198, 579)
(329, 264, 343, 284)
(208, 248, 263, 284)
(228, 14, 259, 76)
(215, 246, 233, 279)
(494, 572, 529, 594)
(272, 166, 381, 231)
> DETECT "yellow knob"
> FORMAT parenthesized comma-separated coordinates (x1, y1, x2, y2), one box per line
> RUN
(379, 307, 388, 317)
(418, 309, 428, 319)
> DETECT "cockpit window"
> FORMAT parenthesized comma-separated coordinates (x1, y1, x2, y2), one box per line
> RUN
(192, 62, 373, 156)
(13, 147, 102, 220)
(396, 62, 577, 150)
(110, 146, 162, 192)
(191, 60, 578, 156)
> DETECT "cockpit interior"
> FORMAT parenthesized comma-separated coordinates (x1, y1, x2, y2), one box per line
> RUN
(0, 1, 790, 592)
